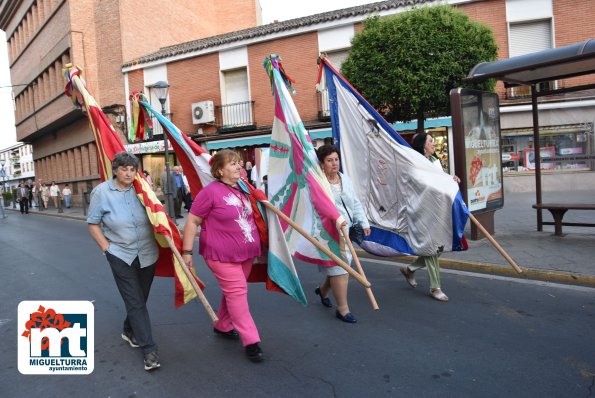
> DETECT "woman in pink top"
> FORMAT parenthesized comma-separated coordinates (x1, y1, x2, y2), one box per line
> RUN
(182, 149, 264, 363)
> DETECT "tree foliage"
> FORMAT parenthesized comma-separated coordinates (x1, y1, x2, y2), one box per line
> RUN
(342, 5, 498, 127)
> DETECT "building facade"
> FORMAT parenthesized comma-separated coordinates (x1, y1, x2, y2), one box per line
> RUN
(0, 0, 262, 205)
(0, 142, 35, 191)
(121, 0, 595, 192)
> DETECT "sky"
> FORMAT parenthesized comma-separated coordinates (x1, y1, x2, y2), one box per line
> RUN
(0, 0, 373, 151)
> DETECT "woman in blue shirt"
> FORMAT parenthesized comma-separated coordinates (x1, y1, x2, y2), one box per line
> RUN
(87, 152, 160, 371)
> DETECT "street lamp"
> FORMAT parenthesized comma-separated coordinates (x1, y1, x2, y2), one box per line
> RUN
(151, 80, 174, 219)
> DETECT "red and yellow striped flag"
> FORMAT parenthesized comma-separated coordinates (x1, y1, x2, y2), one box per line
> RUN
(63, 65, 204, 307)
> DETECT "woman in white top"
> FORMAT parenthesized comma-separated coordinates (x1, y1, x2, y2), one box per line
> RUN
(49, 182, 60, 208)
(62, 183, 72, 208)
(315, 144, 371, 323)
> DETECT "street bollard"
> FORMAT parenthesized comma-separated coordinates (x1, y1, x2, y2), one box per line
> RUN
(57, 191, 63, 213)
(37, 192, 44, 211)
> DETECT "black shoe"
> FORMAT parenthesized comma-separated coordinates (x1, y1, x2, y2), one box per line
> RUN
(143, 351, 160, 371)
(176, 215, 184, 219)
(245, 343, 264, 363)
(315, 287, 332, 308)
(335, 310, 357, 323)
(121, 330, 139, 348)
(213, 327, 239, 339)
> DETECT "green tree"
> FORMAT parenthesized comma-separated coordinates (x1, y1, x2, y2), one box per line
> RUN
(342, 4, 498, 133)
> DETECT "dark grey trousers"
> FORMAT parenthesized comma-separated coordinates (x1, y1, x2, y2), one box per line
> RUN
(106, 253, 157, 355)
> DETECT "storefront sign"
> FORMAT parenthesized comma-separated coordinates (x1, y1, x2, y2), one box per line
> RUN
(450, 89, 504, 214)
(124, 140, 173, 154)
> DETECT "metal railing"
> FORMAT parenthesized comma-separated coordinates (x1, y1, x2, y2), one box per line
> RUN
(215, 101, 255, 132)
(318, 89, 330, 120)
(150, 112, 173, 137)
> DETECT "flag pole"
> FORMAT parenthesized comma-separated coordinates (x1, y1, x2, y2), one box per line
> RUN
(260, 201, 371, 288)
(340, 225, 379, 310)
(468, 213, 523, 273)
(165, 236, 219, 322)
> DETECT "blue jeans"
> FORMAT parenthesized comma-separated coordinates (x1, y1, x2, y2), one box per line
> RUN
(64, 195, 71, 208)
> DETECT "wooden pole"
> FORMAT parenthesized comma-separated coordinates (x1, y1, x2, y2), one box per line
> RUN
(165, 236, 219, 322)
(260, 201, 371, 288)
(468, 213, 523, 274)
(340, 225, 379, 310)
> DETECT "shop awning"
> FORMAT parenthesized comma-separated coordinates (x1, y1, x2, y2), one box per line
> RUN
(206, 134, 272, 150)
(205, 129, 333, 150)
(466, 39, 595, 85)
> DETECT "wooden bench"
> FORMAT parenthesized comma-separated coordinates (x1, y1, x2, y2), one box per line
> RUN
(532, 203, 595, 236)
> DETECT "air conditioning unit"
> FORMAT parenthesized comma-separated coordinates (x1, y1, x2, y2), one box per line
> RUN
(191, 100, 215, 124)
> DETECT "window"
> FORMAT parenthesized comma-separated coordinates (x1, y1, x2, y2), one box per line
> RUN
(507, 19, 554, 98)
(220, 68, 253, 129)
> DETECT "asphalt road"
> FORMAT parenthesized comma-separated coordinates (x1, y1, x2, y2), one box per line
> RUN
(1, 215, 594, 397)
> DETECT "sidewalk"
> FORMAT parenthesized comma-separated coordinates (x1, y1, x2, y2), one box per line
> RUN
(8, 190, 595, 286)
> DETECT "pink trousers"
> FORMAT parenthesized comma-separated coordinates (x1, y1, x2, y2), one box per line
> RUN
(205, 258, 261, 347)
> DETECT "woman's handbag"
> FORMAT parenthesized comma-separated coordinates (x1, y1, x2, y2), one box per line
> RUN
(348, 222, 365, 245)
(340, 196, 365, 245)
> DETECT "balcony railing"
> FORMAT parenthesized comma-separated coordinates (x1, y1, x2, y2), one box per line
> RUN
(215, 101, 255, 133)
(318, 89, 330, 120)
(150, 112, 173, 138)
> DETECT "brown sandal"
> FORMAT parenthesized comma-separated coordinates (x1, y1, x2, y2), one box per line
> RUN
(400, 267, 417, 288)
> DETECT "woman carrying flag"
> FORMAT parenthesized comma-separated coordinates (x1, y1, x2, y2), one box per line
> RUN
(182, 149, 264, 363)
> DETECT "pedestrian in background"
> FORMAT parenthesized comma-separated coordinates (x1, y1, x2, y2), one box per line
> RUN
(179, 166, 192, 211)
(173, 166, 185, 219)
(182, 149, 264, 363)
(40, 183, 49, 209)
(87, 151, 161, 371)
(17, 182, 30, 214)
(49, 181, 60, 208)
(315, 144, 371, 323)
(62, 183, 72, 208)
(143, 170, 154, 189)
(0, 186, 7, 218)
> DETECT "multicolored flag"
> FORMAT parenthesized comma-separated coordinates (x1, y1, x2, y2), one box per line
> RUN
(128, 91, 154, 143)
(264, 55, 345, 266)
(131, 92, 307, 304)
(129, 92, 214, 197)
(317, 57, 468, 256)
(240, 181, 307, 305)
(63, 65, 204, 307)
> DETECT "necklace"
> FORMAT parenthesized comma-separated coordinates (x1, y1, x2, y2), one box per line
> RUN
(327, 173, 341, 185)
(219, 181, 249, 215)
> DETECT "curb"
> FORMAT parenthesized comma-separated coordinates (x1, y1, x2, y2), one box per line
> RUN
(8, 208, 87, 221)
(357, 250, 595, 288)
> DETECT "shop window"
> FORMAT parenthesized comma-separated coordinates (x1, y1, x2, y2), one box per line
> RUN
(501, 124, 593, 173)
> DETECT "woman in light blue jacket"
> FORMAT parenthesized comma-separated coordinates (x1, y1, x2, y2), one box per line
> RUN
(315, 144, 371, 323)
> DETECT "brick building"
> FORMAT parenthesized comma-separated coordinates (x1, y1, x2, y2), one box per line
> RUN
(0, 0, 262, 205)
(122, 0, 595, 192)
(2, 0, 594, 199)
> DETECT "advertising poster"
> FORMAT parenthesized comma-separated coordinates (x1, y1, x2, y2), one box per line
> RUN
(451, 89, 504, 213)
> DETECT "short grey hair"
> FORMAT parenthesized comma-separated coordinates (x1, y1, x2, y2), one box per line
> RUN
(111, 151, 139, 175)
